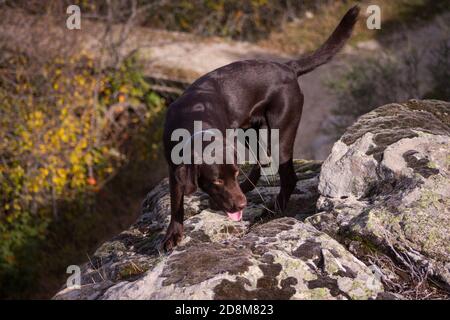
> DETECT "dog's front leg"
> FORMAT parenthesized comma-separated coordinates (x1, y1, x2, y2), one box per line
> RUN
(240, 165, 261, 193)
(162, 171, 185, 251)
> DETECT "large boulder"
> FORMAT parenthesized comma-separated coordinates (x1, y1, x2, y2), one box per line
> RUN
(53, 161, 383, 300)
(308, 100, 450, 294)
(53, 99, 450, 300)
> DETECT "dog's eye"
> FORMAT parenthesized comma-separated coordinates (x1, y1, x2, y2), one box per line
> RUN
(213, 179, 224, 185)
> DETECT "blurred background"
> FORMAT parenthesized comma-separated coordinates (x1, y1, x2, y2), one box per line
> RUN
(0, 0, 448, 299)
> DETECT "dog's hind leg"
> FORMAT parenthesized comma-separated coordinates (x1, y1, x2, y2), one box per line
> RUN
(273, 159, 297, 213)
(265, 83, 303, 214)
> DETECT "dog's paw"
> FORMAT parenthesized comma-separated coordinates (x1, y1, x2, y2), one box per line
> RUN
(258, 202, 282, 222)
(162, 221, 184, 252)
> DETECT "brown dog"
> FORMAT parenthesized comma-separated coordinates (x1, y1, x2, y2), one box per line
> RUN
(162, 6, 360, 250)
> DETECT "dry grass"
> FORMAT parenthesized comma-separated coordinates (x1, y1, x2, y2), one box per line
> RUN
(348, 235, 449, 300)
(365, 250, 449, 300)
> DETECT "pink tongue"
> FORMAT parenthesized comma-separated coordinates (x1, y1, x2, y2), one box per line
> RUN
(227, 210, 243, 222)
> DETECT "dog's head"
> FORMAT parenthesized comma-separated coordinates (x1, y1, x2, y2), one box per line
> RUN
(175, 163, 247, 221)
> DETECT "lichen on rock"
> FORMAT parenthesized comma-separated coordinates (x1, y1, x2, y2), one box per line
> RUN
(53, 100, 449, 300)
(53, 160, 382, 300)
(309, 100, 450, 296)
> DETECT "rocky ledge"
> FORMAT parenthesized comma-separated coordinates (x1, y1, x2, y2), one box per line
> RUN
(54, 100, 449, 300)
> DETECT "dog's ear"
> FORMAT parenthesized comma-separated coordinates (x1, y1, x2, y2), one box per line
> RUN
(175, 165, 198, 195)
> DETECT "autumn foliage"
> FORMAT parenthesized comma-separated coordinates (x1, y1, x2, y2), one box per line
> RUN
(0, 50, 164, 278)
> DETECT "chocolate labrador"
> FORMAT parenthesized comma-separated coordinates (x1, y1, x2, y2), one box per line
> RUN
(162, 6, 360, 250)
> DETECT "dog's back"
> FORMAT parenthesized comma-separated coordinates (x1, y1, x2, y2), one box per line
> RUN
(167, 5, 360, 122)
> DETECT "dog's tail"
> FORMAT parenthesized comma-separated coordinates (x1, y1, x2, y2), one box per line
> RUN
(286, 5, 360, 77)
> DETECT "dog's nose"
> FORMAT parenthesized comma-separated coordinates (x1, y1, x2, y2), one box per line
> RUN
(236, 198, 247, 211)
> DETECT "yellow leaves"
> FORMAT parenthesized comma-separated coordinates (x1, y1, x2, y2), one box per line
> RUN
(3, 166, 24, 189)
(26, 111, 45, 129)
(78, 138, 88, 150)
(119, 85, 128, 94)
(84, 153, 93, 166)
(39, 167, 49, 178)
(1, 53, 163, 245)
(75, 75, 86, 86)
(51, 168, 68, 193)
(19, 130, 32, 150)
(60, 107, 68, 120)
(57, 98, 65, 107)
(252, 0, 268, 6)
(105, 167, 114, 174)
(69, 151, 79, 166)
(30, 182, 40, 194)
(57, 127, 69, 143)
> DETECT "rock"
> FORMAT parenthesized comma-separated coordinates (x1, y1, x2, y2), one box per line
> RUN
(308, 100, 450, 294)
(53, 160, 383, 300)
(53, 100, 450, 299)
(101, 218, 382, 300)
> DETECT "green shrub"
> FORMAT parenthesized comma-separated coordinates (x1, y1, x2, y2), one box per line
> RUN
(141, 0, 332, 41)
(326, 40, 449, 138)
